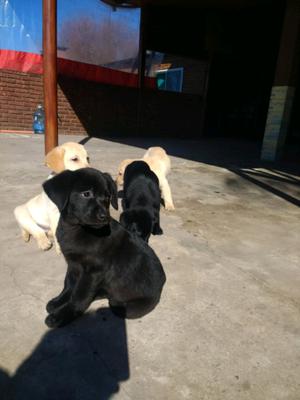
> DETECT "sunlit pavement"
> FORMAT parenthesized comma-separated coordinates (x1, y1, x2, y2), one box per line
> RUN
(0, 133, 299, 400)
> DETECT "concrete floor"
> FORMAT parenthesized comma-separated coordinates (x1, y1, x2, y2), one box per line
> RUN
(0, 133, 299, 400)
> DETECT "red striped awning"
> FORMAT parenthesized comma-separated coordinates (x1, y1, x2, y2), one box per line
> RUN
(0, 49, 155, 88)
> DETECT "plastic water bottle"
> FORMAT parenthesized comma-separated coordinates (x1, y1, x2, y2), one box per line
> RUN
(33, 104, 45, 134)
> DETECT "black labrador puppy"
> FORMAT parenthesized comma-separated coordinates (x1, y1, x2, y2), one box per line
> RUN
(120, 161, 163, 242)
(43, 167, 166, 328)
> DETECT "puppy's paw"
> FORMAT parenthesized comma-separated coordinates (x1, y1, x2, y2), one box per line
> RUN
(45, 304, 79, 328)
(152, 225, 163, 235)
(45, 314, 61, 328)
(47, 230, 54, 240)
(165, 203, 175, 211)
(55, 244, 62, 255)
(36, 234, 52, 251)
(46, 299, 57, 314)
(22, 229, 30, 242)
(45, 312, 71, 328)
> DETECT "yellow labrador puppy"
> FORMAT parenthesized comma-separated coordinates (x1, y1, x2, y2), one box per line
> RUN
(116, 146, 175, 210)
(14, 142, 90, 253)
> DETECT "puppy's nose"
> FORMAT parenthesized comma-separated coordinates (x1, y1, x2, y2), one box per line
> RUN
(97, 213, 108, 222)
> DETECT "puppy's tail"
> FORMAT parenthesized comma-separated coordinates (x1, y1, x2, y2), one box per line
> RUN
(109, 297, 159, 319)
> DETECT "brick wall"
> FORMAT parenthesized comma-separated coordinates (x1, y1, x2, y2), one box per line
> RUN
(0, 70, 43, 132)
(0, 69, 203, 137)
(0, 69, 85, 134)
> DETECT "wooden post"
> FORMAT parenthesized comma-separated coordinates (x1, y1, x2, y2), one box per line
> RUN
(138, 6, 146, 90)
(137, 6, 147, 135)
(43, 0, 58, 155)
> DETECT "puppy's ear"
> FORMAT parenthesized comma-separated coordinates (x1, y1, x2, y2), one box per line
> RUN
(45, 146, 65, 173)
(103, 173, 118, 210)
(43, 170, 74, 212)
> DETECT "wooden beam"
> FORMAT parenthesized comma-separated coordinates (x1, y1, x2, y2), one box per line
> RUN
(43, 0, 58, 155)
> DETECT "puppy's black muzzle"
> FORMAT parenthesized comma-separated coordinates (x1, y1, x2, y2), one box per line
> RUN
(96, 212, 109, 224)
(81, 206, 110, 229)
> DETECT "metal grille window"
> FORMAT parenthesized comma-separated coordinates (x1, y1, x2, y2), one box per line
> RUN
(156, 67, 183, 92)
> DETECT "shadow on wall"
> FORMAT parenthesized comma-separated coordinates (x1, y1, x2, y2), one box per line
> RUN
(58, 76, 203, 138)
(58, 76, 139, 137)
(0, 308, 129, 400)
(79, 136, 300, 207)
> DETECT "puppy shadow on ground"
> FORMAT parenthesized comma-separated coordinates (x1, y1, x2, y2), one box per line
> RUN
(1, 308, 129, 400)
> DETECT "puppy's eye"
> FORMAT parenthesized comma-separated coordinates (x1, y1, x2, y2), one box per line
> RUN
(71, 157, 79, 162)
(81, 190, 93, 198)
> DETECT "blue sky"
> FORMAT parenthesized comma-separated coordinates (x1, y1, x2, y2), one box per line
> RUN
(0, 0, 140, 54)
